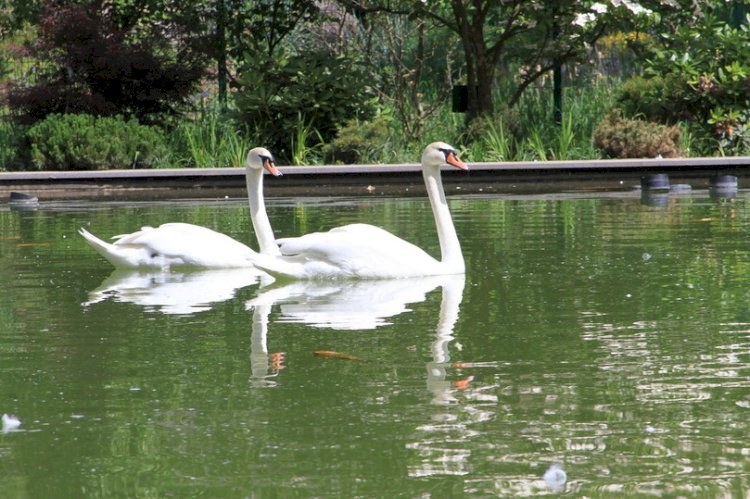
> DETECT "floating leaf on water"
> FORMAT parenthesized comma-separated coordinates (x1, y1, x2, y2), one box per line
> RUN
(313, 350, 366, 362)
(452, 361, 501, 368)
(452, 376, 474, 390)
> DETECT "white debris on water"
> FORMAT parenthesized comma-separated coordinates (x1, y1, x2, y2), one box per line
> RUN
(2, 413, 22, 432)
(543, 463, 567, 491)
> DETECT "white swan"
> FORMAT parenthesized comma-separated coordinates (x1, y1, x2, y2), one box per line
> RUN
(246, 142, 468, 279)
(78, 147, 282, 269)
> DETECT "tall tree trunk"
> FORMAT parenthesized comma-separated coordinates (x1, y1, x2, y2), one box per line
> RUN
(474, 52, 495, 119)
(464, 38, 495, 121)
(453, 1, 495, 121)
(216, 0, 228, 108)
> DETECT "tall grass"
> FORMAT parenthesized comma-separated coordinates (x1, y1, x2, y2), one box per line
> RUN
(290, 114, 324, 165)
(481, 120, 514, 161)
(519, 112, 590, 161)
(555, 113, 576, 160)
(508, 79, 614, 161)
(678, 123, 700, 158)
(383, 77, 617, 163)
(524, 127, 549, 160)
(171, 104, 254, 168)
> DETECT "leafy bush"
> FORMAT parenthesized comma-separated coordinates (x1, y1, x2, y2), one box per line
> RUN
(323, 117, 391, 164)
(0, 118, 27, 171)
(616, 75, 687, 123)
(233, 51, 377, 162)
(593, 114, 682, 159)
(627, 13, 750, 152)
(26, 113, 167, 170)
(707, 107, 750, 155)
(6, 1, 205, 126)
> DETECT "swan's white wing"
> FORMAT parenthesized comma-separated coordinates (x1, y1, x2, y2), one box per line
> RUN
(82, 223, 257, 269)
(275, 223, 440, 278)
(115, 223, 247, 252)
(117, 223, 256, 267)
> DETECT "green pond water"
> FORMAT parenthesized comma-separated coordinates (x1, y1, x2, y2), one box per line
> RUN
(1, 186, 749, 497)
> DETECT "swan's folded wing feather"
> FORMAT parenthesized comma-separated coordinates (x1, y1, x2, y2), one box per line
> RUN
(111, 223, 255, 266)
(276, 223, 438, 277)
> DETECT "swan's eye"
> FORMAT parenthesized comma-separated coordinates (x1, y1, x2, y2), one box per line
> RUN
(438, 148, 455, 161)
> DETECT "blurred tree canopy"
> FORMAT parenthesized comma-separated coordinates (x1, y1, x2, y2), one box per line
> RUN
(4, 0, 208, 124)
(2, 0, 746, 142)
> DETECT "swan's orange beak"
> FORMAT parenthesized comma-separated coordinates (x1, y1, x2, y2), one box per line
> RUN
(446, 151, 469, 170)
(264, 159, 282, 176)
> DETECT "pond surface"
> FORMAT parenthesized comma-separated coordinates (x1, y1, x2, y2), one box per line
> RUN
(1, 185, 749, 497)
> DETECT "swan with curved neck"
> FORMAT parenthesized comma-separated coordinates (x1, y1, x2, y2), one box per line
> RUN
(247, 141, 468, 279)
(79, 147, 281, 269)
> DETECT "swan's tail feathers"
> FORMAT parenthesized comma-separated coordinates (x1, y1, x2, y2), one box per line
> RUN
(79, 227, 111, 252)
(78, 227, 136, 269)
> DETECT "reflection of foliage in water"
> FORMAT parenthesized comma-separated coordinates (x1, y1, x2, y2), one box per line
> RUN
(454, 193, 750, 495)
(2, 192, 750, 496)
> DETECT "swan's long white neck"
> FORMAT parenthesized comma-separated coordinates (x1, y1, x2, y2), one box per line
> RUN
(246, 166, 281, 256)
(423, 166, 464, 273)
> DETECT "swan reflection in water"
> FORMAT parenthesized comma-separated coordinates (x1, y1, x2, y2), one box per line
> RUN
(246, 274, 471, 397)
(255, 274, 483, 479)
(244, 276, 457, 386)
(84, 269, 471, 392)
(83, 268, 265, 315)
(245, 275, 456, 330)
(83, 269, 286, 386)
(422, 274, 473, 405)
(248, 301, 287, 387)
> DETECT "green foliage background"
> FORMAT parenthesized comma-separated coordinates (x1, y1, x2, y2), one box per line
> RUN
(1, 0, 750, 169)
(26, 114, 167, 170)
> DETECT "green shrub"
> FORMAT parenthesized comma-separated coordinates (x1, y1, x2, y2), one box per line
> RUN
(26, 113, 167, 170)
(629, 14, 750, 153)
(707, 107, 750, 155)
(0, 118, 28, 171)
(323, 117, 391, 164)
(593, 114, 682, 158)
(233, 51, 377, 162)
(617, 75, 687, 123)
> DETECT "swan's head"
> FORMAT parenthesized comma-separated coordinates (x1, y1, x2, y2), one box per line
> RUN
(247, 147, 282, 176)
(422, 142, 468, 171)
